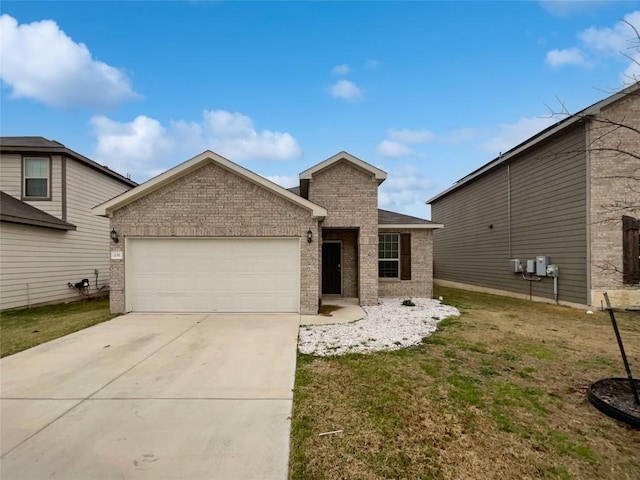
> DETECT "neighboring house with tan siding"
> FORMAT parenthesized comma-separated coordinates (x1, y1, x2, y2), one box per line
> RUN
(93, 151, 442, 314)
(0, 137, 137, 310)
(428, 83, 640, 309)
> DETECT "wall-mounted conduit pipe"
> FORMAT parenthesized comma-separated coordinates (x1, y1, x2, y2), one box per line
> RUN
(521, 272, 541, 301)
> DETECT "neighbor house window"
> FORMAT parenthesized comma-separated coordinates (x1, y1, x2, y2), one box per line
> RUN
(622, 216, 640, 285)
(23, 157, 50, 199)
(379, 233, 399, 278)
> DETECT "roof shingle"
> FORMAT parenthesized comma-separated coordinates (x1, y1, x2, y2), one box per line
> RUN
(0, 191, 76, 230)
(0, 136, 137, 188)
(0, 137, 64, 148)
(378, 208, 437, 225)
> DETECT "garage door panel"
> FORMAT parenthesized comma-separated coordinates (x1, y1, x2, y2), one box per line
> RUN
(126, 238, 300, 313)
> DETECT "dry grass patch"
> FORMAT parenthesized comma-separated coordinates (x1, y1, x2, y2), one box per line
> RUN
(1, 298, 117, 357)
(290, 287, 640, 480)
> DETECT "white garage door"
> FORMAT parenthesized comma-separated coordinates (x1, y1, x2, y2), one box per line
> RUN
(126, 238, 300, 313)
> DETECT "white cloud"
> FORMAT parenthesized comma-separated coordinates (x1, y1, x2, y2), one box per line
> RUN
(622, 53, 640, 82)
(579, 11, 640, 54)
(545, 11, 640, 82)
(482, 116, 556, 154)
(330, 79, 364, 102)
(264, 174, 299, 189)
(388, 128, 436, 144)
(91, 115, 173, 179)
(376, 128, 435, 158)
(545, 47, 587, 67)
(376, 140, 415, 158)
(579, 11, 640, 83)
(91, 110, 302, 181)
(378, 165, 433, 217)
(0, 14, 138, 110)
(199, 110, 302, 161)
(332, 64, 351, 75)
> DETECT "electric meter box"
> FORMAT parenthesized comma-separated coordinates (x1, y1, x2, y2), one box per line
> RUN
(509, 259, 522, 273)
(526, 259, 536, 274)
(536, 256, 549, 276)
(546, 265, 558, 277)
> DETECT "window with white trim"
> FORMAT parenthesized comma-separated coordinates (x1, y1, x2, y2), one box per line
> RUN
(378, 233, 399, 278)
(23, 157, 50, 199)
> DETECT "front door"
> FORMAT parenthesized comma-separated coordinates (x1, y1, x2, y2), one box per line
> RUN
(322, 242, 342, 294)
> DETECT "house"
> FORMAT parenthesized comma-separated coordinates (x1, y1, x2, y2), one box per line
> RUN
(92, 151, 442, 314)
(427, 83, 640, 309)
(0, 137, 137, 310)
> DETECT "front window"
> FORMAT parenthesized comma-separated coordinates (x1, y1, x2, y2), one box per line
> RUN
(379, 233, 399, 277)
(23, 157, 50, 199)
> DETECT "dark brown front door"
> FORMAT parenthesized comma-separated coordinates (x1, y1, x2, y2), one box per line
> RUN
(322, 242, 341, 294)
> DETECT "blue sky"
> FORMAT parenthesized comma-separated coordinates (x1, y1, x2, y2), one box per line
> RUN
(1, 1, 639, 219)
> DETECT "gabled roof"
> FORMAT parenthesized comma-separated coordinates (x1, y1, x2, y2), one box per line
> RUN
(0, 136, 137, 188)
(378, 208, 443, 229)
(0, 191, 76, 230)
(288, 185, 442, 229)
(299, 151, 387, 183)
(427, 82, 640, 204)
(92, 150, 328, 218)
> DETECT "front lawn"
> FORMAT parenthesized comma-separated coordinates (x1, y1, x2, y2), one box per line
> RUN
(290, 287, 640, 479)
(0, 298, 117, 357)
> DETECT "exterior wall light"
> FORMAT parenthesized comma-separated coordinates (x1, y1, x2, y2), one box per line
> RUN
(307, 229, 313, 243)
(110, 229, 119, 243)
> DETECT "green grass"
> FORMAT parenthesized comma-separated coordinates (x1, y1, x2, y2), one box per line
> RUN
(446, 373, 485, 407)
(290, 286, 640, 480)
(0, 298, 117, 357)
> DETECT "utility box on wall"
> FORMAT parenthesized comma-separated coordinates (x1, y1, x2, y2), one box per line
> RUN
(536, 256, 549, 276)
(526, 259, 536, 274)
(509, 259, 522, 273)
(546, 265, 558, 277)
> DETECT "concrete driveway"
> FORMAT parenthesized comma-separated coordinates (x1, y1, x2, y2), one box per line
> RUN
(1, 313, 300, 480)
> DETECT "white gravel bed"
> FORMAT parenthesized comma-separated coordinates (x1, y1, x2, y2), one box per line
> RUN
(298, 297, 460, 356)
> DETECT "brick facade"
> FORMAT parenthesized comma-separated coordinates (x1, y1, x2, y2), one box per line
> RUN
(308, 161, 379, 305)
(106, 153, 438, 314)
(109, 162, 320, 314)
(378, 229, 434, 298)
(589, 92, 640, 307)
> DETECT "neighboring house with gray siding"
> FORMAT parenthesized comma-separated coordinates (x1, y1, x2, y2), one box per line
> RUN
(93, 151, 442, 315)
(428, 83, 639, 309)
(0, 137, 136, 310)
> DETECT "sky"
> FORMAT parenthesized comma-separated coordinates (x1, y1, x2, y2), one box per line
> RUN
(1, 1, 639, 219)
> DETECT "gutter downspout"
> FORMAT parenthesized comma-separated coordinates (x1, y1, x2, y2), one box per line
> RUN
(507, 160, 511, 258)
(585, 119, 592, 307)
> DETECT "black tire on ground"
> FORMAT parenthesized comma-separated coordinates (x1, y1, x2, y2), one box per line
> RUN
(587, 377, 640, 429)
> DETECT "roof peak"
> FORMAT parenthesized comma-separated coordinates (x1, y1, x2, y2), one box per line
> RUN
(93, 150, 327, 219)
(299, 151, 387, 183)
